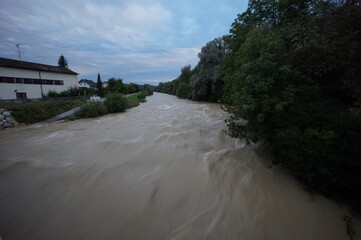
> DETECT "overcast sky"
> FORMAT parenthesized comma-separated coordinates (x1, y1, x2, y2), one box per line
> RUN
(0, 0, 248, 85)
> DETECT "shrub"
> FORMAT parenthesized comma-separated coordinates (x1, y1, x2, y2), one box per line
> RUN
(45, 90, 60, 98)
(79, 87, 96, 96)
(137, 92, 146, 102)
(44, 86, 82, 98)
(104, 93, 128, 113)
(60, 86, 81, 97)
(76, 101, 107, 118)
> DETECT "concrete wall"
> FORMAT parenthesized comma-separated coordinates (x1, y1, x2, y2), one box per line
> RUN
(0, 66, 78, 99)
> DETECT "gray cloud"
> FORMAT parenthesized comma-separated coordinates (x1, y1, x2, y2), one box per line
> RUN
(0, 0, 247, 84)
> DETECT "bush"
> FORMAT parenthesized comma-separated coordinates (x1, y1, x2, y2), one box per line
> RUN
(137, 92, 146, 102)
(44, 86, 82, 98)
(79, 87, 96, 96)
(76, 101, 107, 118)
(104, 93, 128, 113)
(45, 90, 60, 98)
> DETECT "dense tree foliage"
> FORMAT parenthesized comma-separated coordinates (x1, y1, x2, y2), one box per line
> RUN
(156, 0, 361, 213)
(105, 79, 139, 95)
(126, 83, 138, 94)
(130, 82, 140, 93)
(192, 37, 228, 101)
(107, 78, 127, 94)
(143, 84, 154, 96)
(155, 81, 174, 95)
(223, 0, 361, 213)
(175, 65, 192, 99)
(155, 38, 228, 102)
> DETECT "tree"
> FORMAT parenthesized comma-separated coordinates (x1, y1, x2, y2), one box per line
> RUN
(170, 65, 193, 98)
(126, 84, 137, 94)
(130, 83, 140, 93)
(155, 81, 174, 94)
(143, 84, 154, 96)
(58, 55, 69, 68)
(178, 65, 192, 84)
(222, 0, 361, 213)
(176, 82, 192, 99)
(96, 73, 104, 97)
(192, 37, 228, 102)
(107, 78, 127, 94)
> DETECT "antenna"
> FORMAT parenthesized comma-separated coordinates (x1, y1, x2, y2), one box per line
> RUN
(16, 43, 24, 60)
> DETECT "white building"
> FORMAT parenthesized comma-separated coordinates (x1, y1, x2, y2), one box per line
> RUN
(79, 79, 96, 89)
(0, 57, 78, 100)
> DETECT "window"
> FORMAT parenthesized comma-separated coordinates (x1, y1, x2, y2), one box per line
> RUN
(16, 78, 24, 84)
(0, 76, 64, 85)
(16, 92, 27, 99)
(0, 77, 16, 83)
(24, 79, 34, 84)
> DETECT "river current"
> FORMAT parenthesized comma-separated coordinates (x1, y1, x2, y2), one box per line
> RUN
(0, 93, 360, 240)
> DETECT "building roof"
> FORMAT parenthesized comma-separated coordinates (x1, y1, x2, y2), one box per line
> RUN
(79, 79, 97, 88)
(0, 57, 78, 75)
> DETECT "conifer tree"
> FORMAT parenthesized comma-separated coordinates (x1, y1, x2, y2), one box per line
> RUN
(58, 55, 69, 68)
(96, 73, 104, 97)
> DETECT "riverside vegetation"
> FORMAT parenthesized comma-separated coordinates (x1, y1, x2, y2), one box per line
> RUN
(1, 81, 153, 124)
(155, 0, 361, 215)
(75, 77, 153, 118)
(76, 89, 153, 119)
(0, 100, 85, 124)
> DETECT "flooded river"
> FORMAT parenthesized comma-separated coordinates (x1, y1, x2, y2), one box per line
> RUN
(0, 93, 360, 239)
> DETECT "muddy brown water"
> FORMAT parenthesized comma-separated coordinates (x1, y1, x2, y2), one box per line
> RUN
(0, 93, 360, 240)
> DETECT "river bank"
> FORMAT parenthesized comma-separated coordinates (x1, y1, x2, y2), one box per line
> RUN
(0, 100, 84, 125)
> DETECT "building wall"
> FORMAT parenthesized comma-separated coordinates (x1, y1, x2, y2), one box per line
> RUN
(0, 66, 78, 99)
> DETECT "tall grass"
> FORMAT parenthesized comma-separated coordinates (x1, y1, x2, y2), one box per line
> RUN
(1, 100, 84, 124)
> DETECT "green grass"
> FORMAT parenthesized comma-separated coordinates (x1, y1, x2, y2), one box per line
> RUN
(0, 100, 84, 124)
(126, 92, 144, 108)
